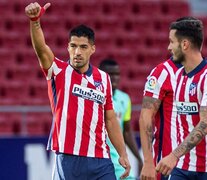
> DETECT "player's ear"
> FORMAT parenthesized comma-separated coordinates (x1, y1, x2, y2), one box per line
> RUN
(91, 45, 96, 55)
(67, 43, 70, 51)
(182, 39, 190, 50)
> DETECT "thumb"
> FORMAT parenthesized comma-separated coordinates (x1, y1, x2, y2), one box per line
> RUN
(43, 3, 51, 10)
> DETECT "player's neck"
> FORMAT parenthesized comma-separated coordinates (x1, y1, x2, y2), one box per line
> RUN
(183, 51, 203, 74)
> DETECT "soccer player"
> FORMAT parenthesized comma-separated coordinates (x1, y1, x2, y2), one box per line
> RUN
(156, 17, 207, 179)
(139, 56, 182, 180)
(25, 2, 130, 180)
(99, 59, 143, 180)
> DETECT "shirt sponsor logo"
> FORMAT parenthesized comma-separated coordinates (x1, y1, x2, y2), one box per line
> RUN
(189, 83, 197, 96)
(72, 84, 105, 104)
(146, 76, 157, 91)
(176, 101, 198, 115)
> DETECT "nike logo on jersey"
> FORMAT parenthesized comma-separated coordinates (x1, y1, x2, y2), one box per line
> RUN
(72, 84, 105, 104)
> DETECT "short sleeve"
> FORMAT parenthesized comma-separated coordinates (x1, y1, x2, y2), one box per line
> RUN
(200, 74, 207, 106)
(41, 57, 67, 80)
(104, 74, 114, 110)
(144, 65, 168, 100)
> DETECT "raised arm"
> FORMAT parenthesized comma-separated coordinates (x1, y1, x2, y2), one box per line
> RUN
(139, 96, 161, 180)
(25, 2, 54, 69)
(105, 109, 131, 179)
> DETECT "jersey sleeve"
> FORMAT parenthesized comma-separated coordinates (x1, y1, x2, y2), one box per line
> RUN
(200, 74, 207, 106)
(123, 95, 131, 122)
(104, 74, 114, 110)
(41, 57, 66, 80)
(144, 65, 168, 100)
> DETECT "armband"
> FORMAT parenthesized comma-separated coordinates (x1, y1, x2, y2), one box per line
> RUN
(30, 7, 45, 21)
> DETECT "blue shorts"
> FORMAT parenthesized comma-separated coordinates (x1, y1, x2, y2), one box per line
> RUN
(52, 153, 116, 180)
(169, 167, 207, 180)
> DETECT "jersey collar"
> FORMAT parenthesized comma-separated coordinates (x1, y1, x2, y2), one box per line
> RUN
(170, 56, 183, 68)
(183, 58, 207, 78)
(68, 60, 93, 76)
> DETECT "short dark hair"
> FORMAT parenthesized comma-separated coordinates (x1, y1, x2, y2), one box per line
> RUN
(170, 16, 204, 50)
(69, 24, 95, 44)
(99, 58, 118, 70)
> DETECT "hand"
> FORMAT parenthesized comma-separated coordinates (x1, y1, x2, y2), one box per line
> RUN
(140, 162, 157, 180)
(119, 156, 131, 179)
(25, 2, 51, 20)
(155, 153, 178, 176)
(138, 158, 143, 177)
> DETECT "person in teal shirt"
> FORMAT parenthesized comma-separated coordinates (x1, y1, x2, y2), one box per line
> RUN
(99, 59, 143, 180)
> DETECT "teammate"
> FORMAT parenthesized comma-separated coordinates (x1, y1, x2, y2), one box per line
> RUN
(139, 56, 182, 180)
(156, 17, 207, 179)
(99, 59, 143, 180)
(25, 2, 130, 180)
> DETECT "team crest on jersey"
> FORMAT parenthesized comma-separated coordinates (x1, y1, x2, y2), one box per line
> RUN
(189, 83, 197, 96)
(146, 76, 157, 91)
(72, 84, 105, 104)
(94, 81, 103, 91)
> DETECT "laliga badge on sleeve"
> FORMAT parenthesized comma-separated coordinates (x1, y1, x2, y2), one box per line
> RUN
(146, 76, 157, 91)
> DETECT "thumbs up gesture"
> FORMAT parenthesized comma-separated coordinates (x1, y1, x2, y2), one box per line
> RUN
(25, 2, 51, 21)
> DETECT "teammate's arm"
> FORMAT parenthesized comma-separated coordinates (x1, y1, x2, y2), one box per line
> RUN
(25, 2, 54, 69)
(156, 106, 207, 176)
(105, 109, 131, 179)
(139, 96, 161, 180)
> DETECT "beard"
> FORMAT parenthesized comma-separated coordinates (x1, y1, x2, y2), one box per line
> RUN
(173, 45, 185, 64)
(174, 53, 185, 64)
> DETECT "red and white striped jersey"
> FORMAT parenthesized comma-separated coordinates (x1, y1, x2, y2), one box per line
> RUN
(143, 59, 181, 164)
(175, 59, 207, 172)
(42, 58, 114, 158)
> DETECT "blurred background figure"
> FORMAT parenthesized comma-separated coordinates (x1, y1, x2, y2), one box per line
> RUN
(99, 58, 143, 180)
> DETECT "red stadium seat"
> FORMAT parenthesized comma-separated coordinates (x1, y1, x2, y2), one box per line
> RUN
(23, 112, 51, 135)
(160, 1, 190, 17)
(0, 112, 22, 135)
(130, 0, 162, 17)
(25, 114, 46, 136)
(0, 48, 16, 67)
(0, 31, 25, 48)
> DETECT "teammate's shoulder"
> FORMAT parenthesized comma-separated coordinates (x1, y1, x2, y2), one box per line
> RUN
(151, 60, 168, 73)
(157, 58, 172, 68)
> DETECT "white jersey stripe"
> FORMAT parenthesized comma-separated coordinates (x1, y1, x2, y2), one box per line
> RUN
(152, 69, 168, 99)
(46, 61, 62, 80)
(87, 102, 99, 157)
(200, 69, 207, 106)
(164, 61, 178, 150)
(176, 74, 185, 168)
(185, 77, 197, 171)
(59, 66, 72, 152)
(73, 77, 88, 154)
(100, 71, 110, 158)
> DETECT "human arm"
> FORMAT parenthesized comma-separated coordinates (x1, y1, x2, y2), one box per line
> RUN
(25, 2, 54, 69)
(156, 106, 207, 176)
(105, 109, 131, 179)
(139, 96, 161, 180)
